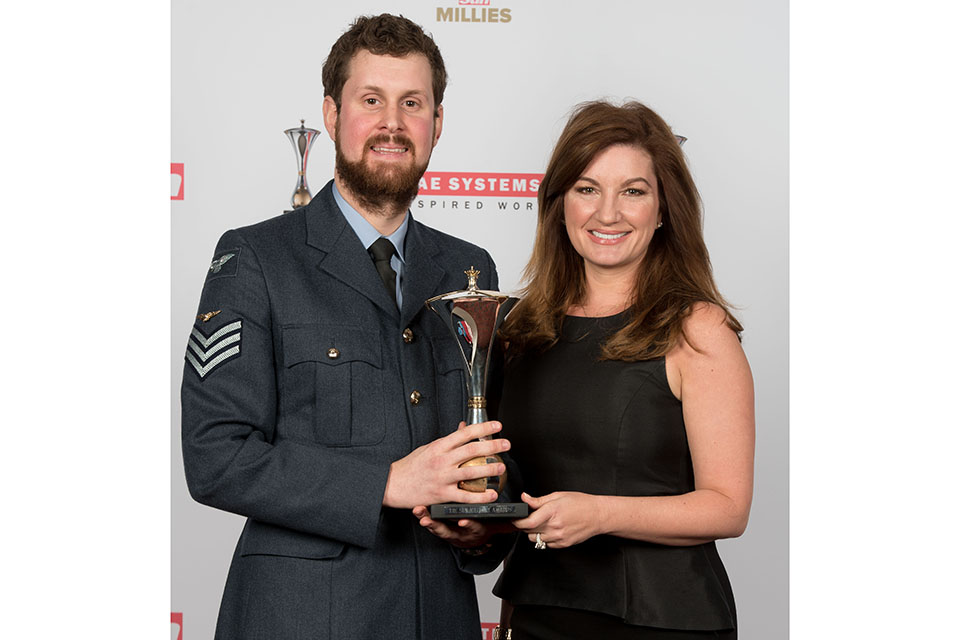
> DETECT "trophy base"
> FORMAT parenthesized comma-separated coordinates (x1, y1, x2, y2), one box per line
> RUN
(429, 502, 529, 520)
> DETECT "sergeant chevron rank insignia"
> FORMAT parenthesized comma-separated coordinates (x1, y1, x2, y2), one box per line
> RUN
(186, 319, 242, 379)
(206, 248, 241, 281)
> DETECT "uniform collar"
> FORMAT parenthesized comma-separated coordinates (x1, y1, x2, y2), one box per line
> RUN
(332, 182, 408, 265)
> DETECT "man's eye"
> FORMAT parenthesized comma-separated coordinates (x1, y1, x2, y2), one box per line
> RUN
(404, 100, 420, 108)
(364, 98, 379, 105)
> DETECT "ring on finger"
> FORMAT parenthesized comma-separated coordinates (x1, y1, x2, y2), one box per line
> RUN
(534, 532, 547, 550)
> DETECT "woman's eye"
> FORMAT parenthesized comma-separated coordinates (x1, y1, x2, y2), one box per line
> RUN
(576, 186, 595, 194)
(625, 188, 645, 196)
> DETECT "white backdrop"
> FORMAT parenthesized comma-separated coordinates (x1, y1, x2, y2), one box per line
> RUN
(171, 1, 787, 638)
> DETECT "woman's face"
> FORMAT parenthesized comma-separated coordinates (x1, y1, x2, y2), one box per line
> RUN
(563, 144, 661, 280)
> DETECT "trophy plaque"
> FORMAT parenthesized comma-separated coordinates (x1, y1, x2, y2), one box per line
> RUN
(284, 119, 321, 210)
(425, 268, 528, 520)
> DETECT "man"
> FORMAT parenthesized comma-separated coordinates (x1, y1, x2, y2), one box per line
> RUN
(181, 14, 509, 639)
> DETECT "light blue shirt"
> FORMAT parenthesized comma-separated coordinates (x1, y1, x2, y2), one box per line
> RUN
(332, 183, 408, 308)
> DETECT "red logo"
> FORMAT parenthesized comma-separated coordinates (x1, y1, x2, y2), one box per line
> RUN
(171, 163, 184, 200)
(481, 622, 498, 639)
(418, 172, 542, 197)
(171, 612, 183, 640)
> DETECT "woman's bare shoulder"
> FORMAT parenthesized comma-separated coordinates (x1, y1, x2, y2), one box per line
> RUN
(679, 302, 738, 352)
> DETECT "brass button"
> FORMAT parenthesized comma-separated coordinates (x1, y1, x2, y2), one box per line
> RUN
(402, 328, 414, 343)
(327, 347, 340, 359)
(409, 390, 422, 405)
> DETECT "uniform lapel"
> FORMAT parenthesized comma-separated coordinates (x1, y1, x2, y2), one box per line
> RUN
(399, 215, 445, 329)
(305, 182, 400, 320)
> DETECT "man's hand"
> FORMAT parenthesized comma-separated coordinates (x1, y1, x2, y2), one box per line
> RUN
(413, 507, 488, 548)
(412, 506, 517, 548)
(382, 421, 510, 509)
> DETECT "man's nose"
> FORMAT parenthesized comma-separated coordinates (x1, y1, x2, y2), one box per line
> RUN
(379, 103, 403, 132)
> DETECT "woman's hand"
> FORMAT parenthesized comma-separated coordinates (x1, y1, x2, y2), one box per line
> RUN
(511, 491, 602, 549)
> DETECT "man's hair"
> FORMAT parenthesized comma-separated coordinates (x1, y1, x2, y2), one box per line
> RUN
(501, 100, 742, 360)
(322, 14, 447, 112)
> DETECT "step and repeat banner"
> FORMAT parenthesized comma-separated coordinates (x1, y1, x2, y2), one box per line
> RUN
(172, 1, 787, 638)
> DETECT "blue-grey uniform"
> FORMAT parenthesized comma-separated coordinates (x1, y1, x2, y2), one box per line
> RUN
(181, 181, 504, 640)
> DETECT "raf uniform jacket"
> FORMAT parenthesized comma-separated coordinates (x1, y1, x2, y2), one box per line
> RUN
(181, 181, 501, 640)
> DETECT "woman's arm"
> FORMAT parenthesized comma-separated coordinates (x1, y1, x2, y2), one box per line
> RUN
(513, 303, 755, 548)
(498, 600, 513, 634)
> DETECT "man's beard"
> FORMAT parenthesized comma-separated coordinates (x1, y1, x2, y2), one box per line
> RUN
(335, 128, 429, 215)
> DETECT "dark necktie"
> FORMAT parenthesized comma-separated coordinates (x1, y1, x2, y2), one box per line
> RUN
(368, 237, 397, 306)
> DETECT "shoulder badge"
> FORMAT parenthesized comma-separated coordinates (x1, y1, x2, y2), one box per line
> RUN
(206, 248, 241, 281)
(209, 253, 235, 273)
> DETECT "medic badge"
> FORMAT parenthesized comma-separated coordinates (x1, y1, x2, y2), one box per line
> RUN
(185, 319, 242, 379)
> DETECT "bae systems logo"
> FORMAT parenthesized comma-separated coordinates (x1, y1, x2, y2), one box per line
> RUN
(416, 171, 542, 212)
(437, 0, 512, 23)
(171, 163, 184, 200)
(171, 612, 182, 640)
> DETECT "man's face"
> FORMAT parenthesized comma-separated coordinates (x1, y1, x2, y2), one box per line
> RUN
(323, 50, 443, 214)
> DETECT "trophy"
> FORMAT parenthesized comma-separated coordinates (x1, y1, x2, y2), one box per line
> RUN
(425, 267, 528, 519)
(284, 119, 321, 209)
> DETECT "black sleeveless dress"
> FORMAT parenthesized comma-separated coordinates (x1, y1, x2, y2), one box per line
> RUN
(492, 313, 737, 635)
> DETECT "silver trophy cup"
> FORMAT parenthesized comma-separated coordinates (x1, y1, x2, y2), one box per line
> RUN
(284, 119, 321, 209)
(425, 267, 527, 519)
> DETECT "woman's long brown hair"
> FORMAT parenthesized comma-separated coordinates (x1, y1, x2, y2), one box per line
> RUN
(500, 100, 742, 360)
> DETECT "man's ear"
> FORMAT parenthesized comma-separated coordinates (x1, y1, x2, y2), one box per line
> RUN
(432, 104, 444, 148)
(322, 95, 338, 142)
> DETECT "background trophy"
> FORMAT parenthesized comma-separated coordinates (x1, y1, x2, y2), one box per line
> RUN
(284, 119, 320, 210)
(425, 268, 528, 519)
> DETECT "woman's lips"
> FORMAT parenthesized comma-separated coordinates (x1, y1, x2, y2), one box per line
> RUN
(589, 230, 628, 241)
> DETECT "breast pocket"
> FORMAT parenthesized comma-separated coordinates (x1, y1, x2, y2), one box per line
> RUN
(282, 324, 386, 446)
(432, 344, 467, 431)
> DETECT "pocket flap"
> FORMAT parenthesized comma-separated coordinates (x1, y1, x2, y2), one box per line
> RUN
(239, 519, 347, 560)
(283, 324, 382, 368)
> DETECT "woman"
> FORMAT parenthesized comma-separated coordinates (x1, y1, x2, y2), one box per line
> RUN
(491, 100, 754, 639)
